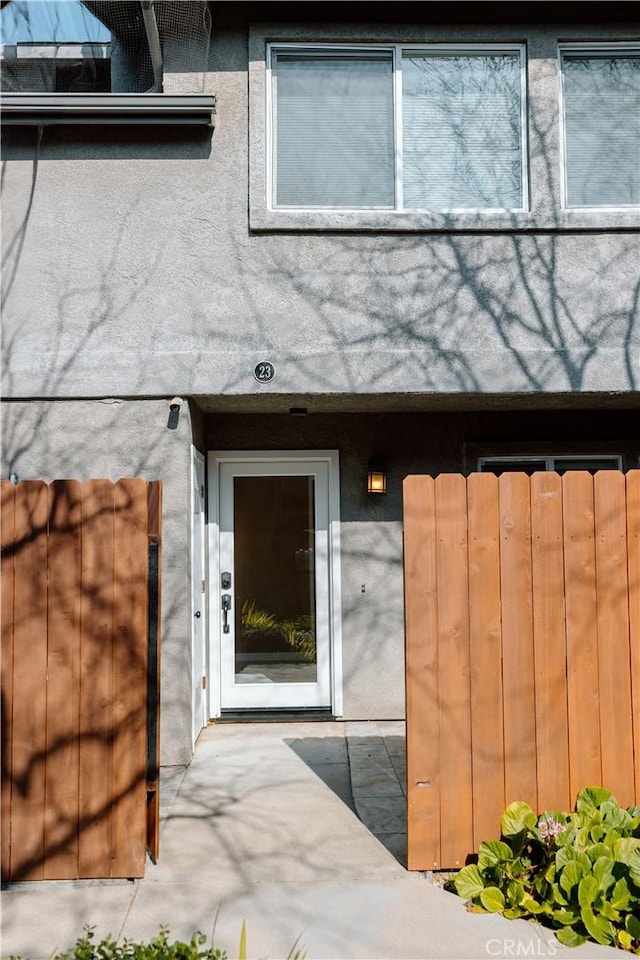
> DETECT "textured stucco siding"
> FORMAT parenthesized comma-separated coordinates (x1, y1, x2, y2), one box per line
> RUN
(1, 399, 194, 766)
(2, 22, 639, 403)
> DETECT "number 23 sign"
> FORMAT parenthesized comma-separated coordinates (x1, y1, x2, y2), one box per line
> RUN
(254, 361, 275, 383)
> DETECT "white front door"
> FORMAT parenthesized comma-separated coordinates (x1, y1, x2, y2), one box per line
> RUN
(208, 452, 341, 713)
(191, 448, 207, 745)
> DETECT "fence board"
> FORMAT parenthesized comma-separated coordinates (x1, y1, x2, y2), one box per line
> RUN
(595, 472, 635, 806)
(562, 473, 601, 799)
(111, 479, 148, 877)
(404, 476, 440, 870)
(11, 482, 49, 880)
(627, 472, 640, 801)
(499, 473, 537, 810)
(44, 480, 83, 879)
(405, 470, 640, 871)
(468, 473, 504, 848)
(530, 472, 571, 812)
(434, 474, 473, 868)
(1, 483, 16, 880)
(78, 480, 115, 878)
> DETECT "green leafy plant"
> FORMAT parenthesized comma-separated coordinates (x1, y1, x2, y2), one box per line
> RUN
(9, 922, 307, 960)
(452, 787, 640, 953)
(9, 925, 226, 960)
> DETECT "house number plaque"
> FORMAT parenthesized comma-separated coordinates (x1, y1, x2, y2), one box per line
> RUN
(254, 361, 275, 383)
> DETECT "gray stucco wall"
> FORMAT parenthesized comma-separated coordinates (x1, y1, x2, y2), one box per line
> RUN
(2, 398, 194, 766)
(2, 19, 639, 403)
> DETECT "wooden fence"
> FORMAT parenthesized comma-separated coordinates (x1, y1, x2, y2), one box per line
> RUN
(404, 470, 640, 871)
(1, 478, 162, 882)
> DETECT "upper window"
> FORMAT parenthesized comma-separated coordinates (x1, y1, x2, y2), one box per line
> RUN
(0, 0, 112, 93)
(269, 44, 527, 213)
(561, 46, 640, 208)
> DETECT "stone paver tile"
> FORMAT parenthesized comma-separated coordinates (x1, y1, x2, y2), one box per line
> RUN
(350, 762, 404, 797)
(354, 796, 407, 835)
(374, 831, 407, 866)
(347, 740, 389, 759)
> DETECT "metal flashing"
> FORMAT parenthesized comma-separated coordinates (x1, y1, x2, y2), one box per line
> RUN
(1, 92, 216, 125)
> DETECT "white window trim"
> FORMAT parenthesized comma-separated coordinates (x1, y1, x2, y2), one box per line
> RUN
(558, 42, 640, 212)
(477, 454, 623, 472)
(266, 41, 529, 216)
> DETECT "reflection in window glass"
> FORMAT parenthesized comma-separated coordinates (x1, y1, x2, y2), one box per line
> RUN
(563, 52, 640, 207)
(403, 53, 523, 209)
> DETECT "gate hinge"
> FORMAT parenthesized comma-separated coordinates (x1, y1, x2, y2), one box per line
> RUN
(201, 579, 206, 593)
(202, 675, 207, 689)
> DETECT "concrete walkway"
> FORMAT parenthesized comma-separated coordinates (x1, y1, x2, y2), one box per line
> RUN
(1, 721, 627, 960)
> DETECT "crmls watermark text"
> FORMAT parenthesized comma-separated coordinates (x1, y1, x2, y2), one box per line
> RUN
(486, 938, 560, 957)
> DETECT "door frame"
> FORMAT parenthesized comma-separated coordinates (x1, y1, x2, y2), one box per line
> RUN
(206, 450, 343, 718)
(190, 447, 208, 746)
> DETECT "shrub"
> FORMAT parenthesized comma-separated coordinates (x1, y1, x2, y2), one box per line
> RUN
(9, 921, 307, 960)
(452, 787, 640, 953)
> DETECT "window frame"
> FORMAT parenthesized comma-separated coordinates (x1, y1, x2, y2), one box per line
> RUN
(266, 41, 529, 215)
(558, 42, 640, 211)
(477, 454, 623, 473)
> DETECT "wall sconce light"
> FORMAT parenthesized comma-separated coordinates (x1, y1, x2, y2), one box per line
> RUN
(167, 396, 183, 430)
(367, 460, 387, 494)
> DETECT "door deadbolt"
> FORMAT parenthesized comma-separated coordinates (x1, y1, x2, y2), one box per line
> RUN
(221, 571, 231, 589)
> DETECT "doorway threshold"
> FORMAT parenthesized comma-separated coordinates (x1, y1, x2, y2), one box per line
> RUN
(217, 708, 335, 723)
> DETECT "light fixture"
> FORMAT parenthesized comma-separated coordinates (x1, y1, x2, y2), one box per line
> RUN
(167, 396, 183, 430)
(367, 460, 387, 495)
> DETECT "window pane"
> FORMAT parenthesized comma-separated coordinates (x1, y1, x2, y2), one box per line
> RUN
(479, 460, 546, 476)
(402, 52, 523, 209)
(563, 54, 640, 207)
(554, 458, 620, 474)
(0, 0, 111, 92)
(273, 53, 395, 208)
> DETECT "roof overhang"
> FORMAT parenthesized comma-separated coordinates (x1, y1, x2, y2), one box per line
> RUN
(1, 92, 216, 124)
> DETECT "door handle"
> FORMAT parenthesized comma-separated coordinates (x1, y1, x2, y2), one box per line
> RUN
(222, 593, 232, 633)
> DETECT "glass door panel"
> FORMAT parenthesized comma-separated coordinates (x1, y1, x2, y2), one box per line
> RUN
(218, 459, 331, 711)
(233, 475, 317, 684)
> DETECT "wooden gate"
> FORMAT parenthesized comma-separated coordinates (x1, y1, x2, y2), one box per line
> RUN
(1, 478, 162, 882)
(404, 470, 640, 871)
